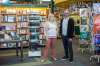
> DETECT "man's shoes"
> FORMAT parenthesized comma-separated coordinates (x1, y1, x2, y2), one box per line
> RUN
(69, 60, 73, 63)
(69, 61, 73, 63)
(40, 58, 47, 63)
(61, 56, 68, 60)
(40, 59, 45, 63)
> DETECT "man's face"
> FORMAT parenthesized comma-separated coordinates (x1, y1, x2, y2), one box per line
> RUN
(64, 13, 69, 18)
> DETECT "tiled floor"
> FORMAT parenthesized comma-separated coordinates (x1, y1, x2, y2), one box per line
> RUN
(0, 39, 100, 66)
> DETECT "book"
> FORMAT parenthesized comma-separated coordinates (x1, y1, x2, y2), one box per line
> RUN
(95, 34, 100, 44)
(80, 25, 89, 32)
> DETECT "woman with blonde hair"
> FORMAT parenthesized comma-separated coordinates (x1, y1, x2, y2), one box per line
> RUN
(41, 13, 58, 62)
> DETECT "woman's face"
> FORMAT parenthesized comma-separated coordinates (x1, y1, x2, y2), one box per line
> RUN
(48, 14, 55, 22)
(63, 13, 69, 18)
(49, 17, 55, 22)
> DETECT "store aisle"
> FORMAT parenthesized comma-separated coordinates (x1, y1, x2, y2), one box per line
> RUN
(37, 38, 100, 66)
(0, 38, 100, 66)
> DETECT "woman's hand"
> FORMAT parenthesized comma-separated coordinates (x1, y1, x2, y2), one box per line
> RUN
(44, 35, 48, 41)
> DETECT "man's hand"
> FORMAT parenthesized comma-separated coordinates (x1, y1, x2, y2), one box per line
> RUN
(69, 38, 72, 41)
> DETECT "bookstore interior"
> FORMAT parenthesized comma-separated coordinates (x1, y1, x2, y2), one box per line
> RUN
(0, 1, 50, 58)
(0, 0, 100, 63)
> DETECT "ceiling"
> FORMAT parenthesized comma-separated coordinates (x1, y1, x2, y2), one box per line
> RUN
(55, 0, 100, 9)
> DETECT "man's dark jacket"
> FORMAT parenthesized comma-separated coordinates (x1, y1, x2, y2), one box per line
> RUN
(59, 18, 74, 38)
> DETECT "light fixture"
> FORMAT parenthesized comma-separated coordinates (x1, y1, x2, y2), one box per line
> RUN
(0, 0, 9, 4)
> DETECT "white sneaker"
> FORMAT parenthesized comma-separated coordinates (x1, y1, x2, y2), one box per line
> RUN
(51, 57, 58, 61)
(40, 59, 46, 63)
(53, 58, 58, 61)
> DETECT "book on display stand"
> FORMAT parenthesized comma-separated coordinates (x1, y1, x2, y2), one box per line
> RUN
(92, 3, 100, 54)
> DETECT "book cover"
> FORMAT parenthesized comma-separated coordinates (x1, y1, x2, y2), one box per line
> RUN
(80, 32, 90, 40)
(80, 25, 89, 32)
(94, 34, 100, 44)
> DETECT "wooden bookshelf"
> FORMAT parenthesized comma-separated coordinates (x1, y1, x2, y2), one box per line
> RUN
(0, 7, 48, 49)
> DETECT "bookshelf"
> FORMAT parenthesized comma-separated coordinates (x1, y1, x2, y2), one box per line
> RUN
(0, 9, 17, 48)
(0, 7, 48, 50)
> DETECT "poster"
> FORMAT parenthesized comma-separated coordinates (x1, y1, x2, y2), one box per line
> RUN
(93, 15, 100, 34)
(93, 3, 100, 47)
(93, 3, 100, 14)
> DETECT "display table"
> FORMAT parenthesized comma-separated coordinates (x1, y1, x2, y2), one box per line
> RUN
(0, 40, 25, 61)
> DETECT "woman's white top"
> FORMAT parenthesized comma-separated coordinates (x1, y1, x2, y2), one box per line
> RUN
(44, 21, 57, 38)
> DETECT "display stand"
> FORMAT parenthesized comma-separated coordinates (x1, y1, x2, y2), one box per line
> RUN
(90, 3, 100, 63)
(28, 11, 41, 57)
(93, 3, 100, 54)
(77, 6, 91, 53)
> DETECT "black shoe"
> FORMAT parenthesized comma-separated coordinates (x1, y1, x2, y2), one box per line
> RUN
(61, 56, 68, 60)
(69, 59, 73, 63)
(69, 61, 73, 63)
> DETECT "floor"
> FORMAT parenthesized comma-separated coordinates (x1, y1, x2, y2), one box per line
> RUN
(0, 38, 100, 66)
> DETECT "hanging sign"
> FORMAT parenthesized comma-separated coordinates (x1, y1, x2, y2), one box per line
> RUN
(0, 0, 9, 4)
